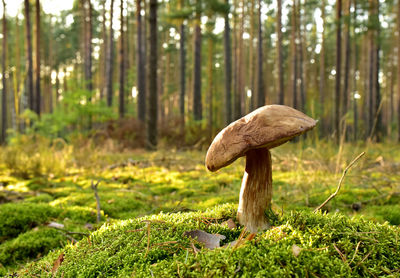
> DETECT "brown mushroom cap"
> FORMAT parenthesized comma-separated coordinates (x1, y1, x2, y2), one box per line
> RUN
(205, 105, 317, 172)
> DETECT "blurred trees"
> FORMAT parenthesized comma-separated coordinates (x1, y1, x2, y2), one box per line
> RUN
(0, 0, 399, 146)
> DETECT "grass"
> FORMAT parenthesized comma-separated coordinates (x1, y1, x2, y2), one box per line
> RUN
(0, 135, 399, 275)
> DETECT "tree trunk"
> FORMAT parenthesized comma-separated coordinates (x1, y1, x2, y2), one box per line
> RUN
(24, 0, 34, 112)
(398, 0, 400, 142)
(290, 0, 298, 109)
(34, 0, 41, 116)
(99, 0, 107, 100)
(334, 0, 342, 143)
(1, 0, 7, 144)
(146, 0, 158, 149)
(223, 1, 232, 125)
(249, 0, 255, 111)
(207, 31, 214, 141)
(179, 23, 186, 129)
(106, 0, 115, 107)
(13, 16, 21, 130)
(193, 1, 202, 121)
(342, 0, 351, 117)
(276, 0, 284, 105)
(352, 0, 358, 141)
(319, 0, 326, 136)
(119, 0, 125, 118)
(297, 0, 305, 112)
(256, 0, 264, 108)
(137, 0, 146, 122)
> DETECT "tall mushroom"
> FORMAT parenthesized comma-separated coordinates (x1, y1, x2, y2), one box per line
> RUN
(205, 105, 317, 233)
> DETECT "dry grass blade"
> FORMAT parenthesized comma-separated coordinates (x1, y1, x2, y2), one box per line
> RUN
(51, 252, 64, 275)
(144, 222, 151, 258)
(314, 152, 365, 213)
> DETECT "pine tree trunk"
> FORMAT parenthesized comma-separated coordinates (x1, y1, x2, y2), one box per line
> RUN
(24, 0, 34, 112)
(34, 0, 41, 116)
(207, 33, 214, 141)
(398, 0, 400, 142)
(179, 23, 186, 128)
(256, 0, 264, 108)
(249, 0, 255, 111)
(319, 0, 326, 136)
(106, 0, 115, 107)
(137, 0, 146, 122)
(13, 16, 21, 129)
(1, 0, 7, 144)
(119, 0, 125, 118)
(276, 0, 284, 105)
(223, 1, 232, 125)
(192, 1, 202, 121)
(99, 0, 107, 99)
(342, 0, 351, 117)
(290, 0, 298, 109)
(335, 0, 342, 143)
(297, 0, 305, 112)
(146, 0, 158, 149)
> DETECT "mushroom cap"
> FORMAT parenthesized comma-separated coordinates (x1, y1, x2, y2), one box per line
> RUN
(205, 105, 317, 172)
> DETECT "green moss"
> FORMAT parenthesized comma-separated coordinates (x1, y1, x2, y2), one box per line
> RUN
(0, 228, 65, 267)
(18, 204, 400, 277)
(0, 203, 60, 242)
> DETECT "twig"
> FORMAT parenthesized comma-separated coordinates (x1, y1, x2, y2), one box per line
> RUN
(314, 152, 365, 213)
(91, 180, 101, 223)
(349, 241, 361, 265)
(144, 222, 151, 258)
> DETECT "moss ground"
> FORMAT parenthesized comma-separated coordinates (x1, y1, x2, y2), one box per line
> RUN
(0, 139, 399, 276)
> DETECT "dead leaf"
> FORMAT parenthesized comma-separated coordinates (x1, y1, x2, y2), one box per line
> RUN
(107, 199, 115, 204)
(183, 230, 226, 250)
(292, 244, 302, 257)
(47, 222, 65, 229)
(51, 252, 64, 274)
(221, 219, 236, 229)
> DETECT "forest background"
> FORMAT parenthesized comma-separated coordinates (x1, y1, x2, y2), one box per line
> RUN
(0, 0, 399, 145)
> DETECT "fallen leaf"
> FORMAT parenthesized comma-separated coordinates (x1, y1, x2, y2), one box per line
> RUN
(183, 230, 226, 250)
(221, 219, 236, 229)
(48, 222, 65, 229)
(51, 252, 64, 274)
(107, 199, 115, 204)
(292, 244, 302, 257)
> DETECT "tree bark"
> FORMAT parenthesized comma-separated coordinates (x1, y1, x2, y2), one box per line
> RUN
(290, 0, 298, 109)
(146, 0, 158, 149)
(179, 23, 186, 128)
(256, 0, 264, 108)
(99, 0, 107, 100)
(276, 0, 284, 105)
(193, 1, 202, 121)
(106, 0, 115, 107)
(137, 0, 146, 122)
(342, 0, 351, 117)
(335, 0, 342, 143)
(398, 0, 400, 142)
(223, 0, 232, 125)
(207, 28, 214, 141)
(319, 0, 326, 136)
(1, 0, 7, 144)
(297, 0, 305, 112)
(24, 0, 34, 112)
(34, 0, 41, 116)
(119, 0, 125, 118)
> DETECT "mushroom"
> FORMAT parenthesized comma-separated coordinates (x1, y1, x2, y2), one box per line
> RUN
(205, 105, 317, 233)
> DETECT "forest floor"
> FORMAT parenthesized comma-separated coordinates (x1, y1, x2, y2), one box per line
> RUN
(1, 136, 400, 275)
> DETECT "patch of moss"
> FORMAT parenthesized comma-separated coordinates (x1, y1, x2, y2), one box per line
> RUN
(0, 203, 60, 242)
(0, 228, 65, 268)
(18, 204, 400, 277)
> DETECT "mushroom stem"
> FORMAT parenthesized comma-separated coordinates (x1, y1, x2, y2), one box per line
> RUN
(237, 148, 272, 233)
